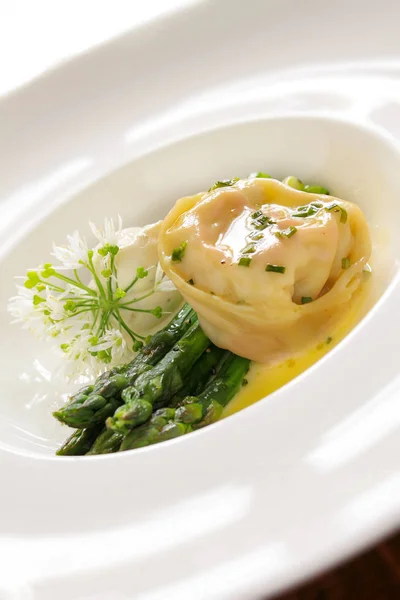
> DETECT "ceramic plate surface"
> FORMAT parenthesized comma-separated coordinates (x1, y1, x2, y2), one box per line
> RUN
(1, 1, 400, 598)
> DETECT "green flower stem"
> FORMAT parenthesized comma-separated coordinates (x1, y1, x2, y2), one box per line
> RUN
(86, 253, 107, 302)
(107, 255, 115, 300)
(124, 275, 139, 294)
(111, 255, 117, 278)
(96, 309, 111, 338)
(73, 269, 86, 288)
(112, 309, 146, 342)
(52, 272, 97, 296)
(62, 308, 95, 319)
(35, 279, 66, 293)
(91, 308, 100, 332)
(63, 296, 96, 303)
(120, 306, 158, 314)
(118, 290, 155, 307)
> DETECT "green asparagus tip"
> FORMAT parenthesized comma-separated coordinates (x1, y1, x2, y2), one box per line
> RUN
(158, 422, 191, 442)
(86, 429, 124, 455)
(175, 400, 204, 424)
(107, 398, 153, 433)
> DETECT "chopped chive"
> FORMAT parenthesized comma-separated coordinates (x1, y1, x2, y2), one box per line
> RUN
(171, 241, 187, 262)
(305, 184, 330, 195)
(265, 264, 286, 274)
(275, 226, 298, 239)
(241, 243, 256, 254)
(326, 202, 347, 224)
(310, 201, 323, 208)
(248, 172, 271, 179)
(253, 221, 271, 231)
(292, 204, 319, 218)
(238, 257, 252, 267)
(341, 257, 351, 269)
(248, 231, 264, 241)
(187, 278, 195, 285)
(252, 213, 275, 230)
(326, 336, 333, 344)
(301, 296, 313, 304)
(208, 178, 239, 191)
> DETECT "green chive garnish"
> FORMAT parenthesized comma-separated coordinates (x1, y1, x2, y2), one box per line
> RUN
(239, 257, 252, 267)
(265, 264, 285, 274)
(292, 204, 319, 218)
(248, 231, 264, 241)
(326, 202, 347, 224)
(342, 257, 351, 269)
(252, 213, 275, 230)
(250, 210, 275, 229)
(241, 243, 256, 254)
(301, 296, 313, 304)
(326, 336, 333, 344)
(208, 178, 239, 192)
(275, 226, 297, 239)
(171, 241, 187, 262)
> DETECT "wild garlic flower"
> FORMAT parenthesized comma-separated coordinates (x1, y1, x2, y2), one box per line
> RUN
(8, 218, 181, 379)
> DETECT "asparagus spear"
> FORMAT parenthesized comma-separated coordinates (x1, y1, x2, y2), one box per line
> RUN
(119, 408, 190, 451)
(187, 353, 250, 429)
(83, 348, 223, 454)
(107, 321, 210, 434)
(170, 344, 225, 406)
(56, 424, 103, 456)
(118, 353, 250, 452)
(86, 428, 124, 455)
(53, 303, 196, 428)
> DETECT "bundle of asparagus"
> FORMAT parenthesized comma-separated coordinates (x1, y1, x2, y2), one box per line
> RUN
(55, 303, 250, 456)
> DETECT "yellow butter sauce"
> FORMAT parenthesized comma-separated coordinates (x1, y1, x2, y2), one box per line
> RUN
(223, 274, 373, 418)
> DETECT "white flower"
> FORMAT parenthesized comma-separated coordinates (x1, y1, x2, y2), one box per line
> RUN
(8, 286, 47, 336)
(9, 216, 183, 381)
(52, 230, 89, 270)
(154, 262, 177, 292)
(44, 291, 68, 322)
(89, 216, 123, 247)
(8, 285, 36, 323)
(90, 329, 127, 362)
(59, 328, 97, 379)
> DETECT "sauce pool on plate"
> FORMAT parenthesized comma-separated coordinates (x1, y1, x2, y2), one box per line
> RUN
(224, 275, 372, 417)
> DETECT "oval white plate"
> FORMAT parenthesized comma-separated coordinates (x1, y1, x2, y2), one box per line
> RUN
(2, 1, 400, 599)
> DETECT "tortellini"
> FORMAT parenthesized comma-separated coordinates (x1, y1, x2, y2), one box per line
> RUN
(158, 178, 371, 363)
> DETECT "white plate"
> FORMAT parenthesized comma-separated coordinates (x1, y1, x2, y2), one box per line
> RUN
(2, 1, 400, 598)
